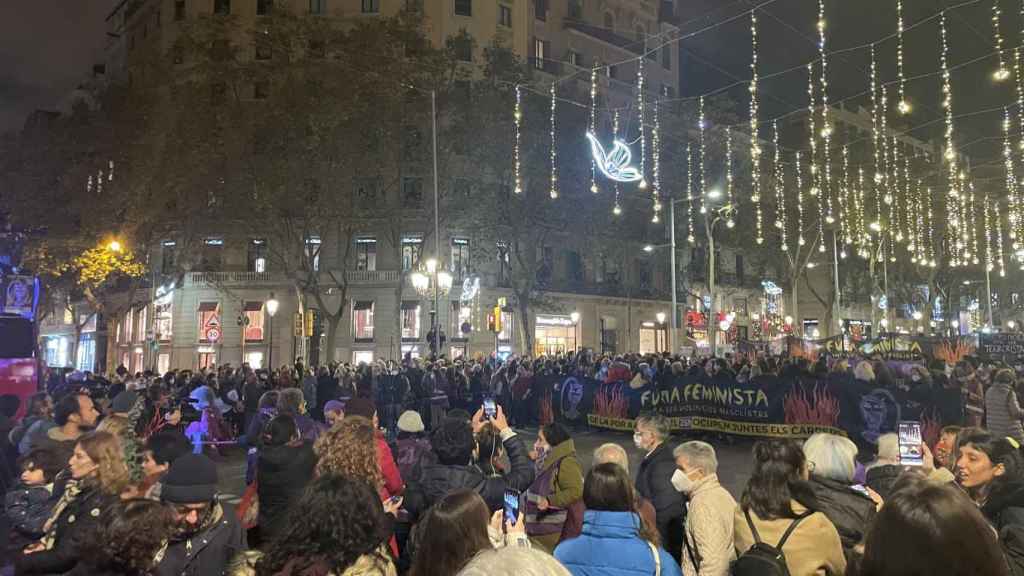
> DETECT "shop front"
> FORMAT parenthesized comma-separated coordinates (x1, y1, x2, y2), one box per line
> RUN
(534, 315, 578, 356)
(639, 321, 668, 354)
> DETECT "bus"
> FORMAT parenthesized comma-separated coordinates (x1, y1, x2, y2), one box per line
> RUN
(0, 314, 38, 419)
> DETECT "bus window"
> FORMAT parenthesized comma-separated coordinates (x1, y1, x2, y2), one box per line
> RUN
(0, 316, 33, 359)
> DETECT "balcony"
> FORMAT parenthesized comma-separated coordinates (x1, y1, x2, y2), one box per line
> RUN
(345, 270, 400, 284)
(529, 57, 563, 75)
(187, 271, 278, 286)
(563, 21, 644, 56)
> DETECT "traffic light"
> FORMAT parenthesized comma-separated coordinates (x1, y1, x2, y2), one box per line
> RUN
(487, 313, 496, 332)
(305, 310, 314, 337)
(493, 306, 502, 333)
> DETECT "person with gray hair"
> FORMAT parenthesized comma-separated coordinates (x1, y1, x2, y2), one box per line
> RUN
(458, 547, 571, 576)
(634, 413, 684, 563)
(802, 433, 878, 561)
(592, 442, 659, 537)
(276, 388, 325, 442)
(865, 433, 903, 499)
(671, 441, 736, 576)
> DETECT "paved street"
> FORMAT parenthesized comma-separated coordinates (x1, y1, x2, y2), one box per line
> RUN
(213, 428, 757, 503)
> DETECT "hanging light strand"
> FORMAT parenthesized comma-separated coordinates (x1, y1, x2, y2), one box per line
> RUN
(588, 69, 597, 194)
(807, 63, 825, 253)
(796, 151, 806, 248)
(1014, 48, 1024, 250)
(637, 54, 648, 191)
(751, 10, 764, 245)
(613, 111, 622, 215)
(651, 101, 661, 223)
(773, 121, 788, 251)
(549, 81, 558, 199)
(699, 96, 707, 215)
(817, 0, 835, 226)
(513, 84, 522, 194)
(1003, 106, 1019, 253)
(969, 180, 980, 265)
(889, 134, 901, 253)
(986, 195, 995, 273)
(993, 1, 1010, 81)
(687, 142, 695, 243)
(897, 0, 910, 114)
(870, 45, 884, 233)
(725, 127, 735, 228)
(840, 144, 850, 246)
(995, 198, 1007, 276)
(926, 186, 936, 267)
(940, 11, 960, 266)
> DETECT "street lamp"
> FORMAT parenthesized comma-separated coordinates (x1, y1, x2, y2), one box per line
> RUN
(266, 293, 279, 372)
(107, 240, 123, 253)
(412, 260, 452, 355)
(570, 311, 580, 352)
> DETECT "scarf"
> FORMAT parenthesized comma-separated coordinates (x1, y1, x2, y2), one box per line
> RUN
(41, 478, 83, 549)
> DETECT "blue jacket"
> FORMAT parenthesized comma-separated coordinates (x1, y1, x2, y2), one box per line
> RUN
(555, 510, 683, 576)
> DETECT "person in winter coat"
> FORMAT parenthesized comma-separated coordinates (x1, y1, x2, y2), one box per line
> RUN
(16, 431, 128, 575)
(672, 441, 736, 576)
(524, 423, 584, 552)
(229, 473, 398, 576)
(394, 410, 434, 483)
(67, 498, 176, 576)
(156, 454, 247, 576)
(554, 462, 682, 576)
(9, 393, 52, 455)
(404, 406, 534, 521)
(276, 388, 325, 442)
(802, 433, 878, 562)
(734, 439, 846, 576)
(256, 415, 318, 544)
(5, 448, 62, 550)
(244, 391, 278, 485)
(955, 429, 1024, 529)
(344, 398, 404, 498)
(865, 433, 903, 500)
(633, 414, 685, 563)
(986, 369, 1024, 444)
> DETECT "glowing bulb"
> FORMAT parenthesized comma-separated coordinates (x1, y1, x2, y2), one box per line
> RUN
(898, 100, 911, 115)
(727, 219, 735, 229)
(612, 205, 622, 216)
(638, 179, 648, 190)
(825, 215, 835, 224)
(995, 68, 1011, 81)
(590, 183, 598, 194)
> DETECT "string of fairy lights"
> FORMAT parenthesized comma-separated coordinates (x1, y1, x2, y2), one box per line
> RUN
(504, 0, 1022, 294)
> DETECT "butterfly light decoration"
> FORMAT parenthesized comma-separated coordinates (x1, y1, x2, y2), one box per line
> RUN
(585, 132, 643, 183)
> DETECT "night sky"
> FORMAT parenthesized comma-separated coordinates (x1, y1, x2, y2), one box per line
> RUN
(1, 0, 1016, 175)
(0, 0, 116, 134)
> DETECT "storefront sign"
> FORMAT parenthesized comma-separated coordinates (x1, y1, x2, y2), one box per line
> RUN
(536, 315, 574, 327)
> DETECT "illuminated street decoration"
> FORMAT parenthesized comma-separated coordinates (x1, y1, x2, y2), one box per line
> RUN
(586, 132, 643, 183)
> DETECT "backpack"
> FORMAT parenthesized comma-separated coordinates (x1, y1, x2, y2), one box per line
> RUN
(731, 509, 813, 576)
(1001, 523, 1024, 576)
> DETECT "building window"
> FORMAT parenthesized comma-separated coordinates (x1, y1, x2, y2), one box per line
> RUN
(310, 0, 326, 14)
(244, 301, 265, 341)
(733, 297, 749, 317)
(254, 81, 269, 100)
(355, 178, 379, 209)
(498, 310, 514, 341)
(662, 44, 672, 70)
(304, 235, 322, 272)
(355, 237, 377, 271)
(155, 294, 172, 342)
(533, 38, 548, 69)
(361, 0, 379, 13)
(568, 50, 583, 67)
(498, 4, 512, 27)
(402, 236, 423, 271)
(161, 240, 177, 274)
(353, 301, 374, 340)
(452, 302, 472, 337)
(197, 302, 221, 343)
(401, 301, 421, 340)
(603, 12, 613, 30)
(402, 177, 424, 208)
(201, 237, 223, 270)
(534, 0, 546, 21)
(255, 41, 272, 60)
(214, 0, 230, 15)
(406, 0, 423, 10)
(451, 237, 470, 278)
(248, 239, 267, 272)
(175, 0, 185, 20)
(497, 242, 511, 287)
(452, 34, 472, 62)
(257, 0, 273, 15)
(607, 64, 617, 79)
(138, 306, 147, 342)
(125, 308, 134, 343)
(403, 125, 422, 160)
(454, 0, 472, 17)
(568, 0, 582, 20)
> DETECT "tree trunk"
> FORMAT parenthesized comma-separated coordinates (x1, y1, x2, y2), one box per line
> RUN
(518, 297, 532, 357)
(323, 314, 341, 364)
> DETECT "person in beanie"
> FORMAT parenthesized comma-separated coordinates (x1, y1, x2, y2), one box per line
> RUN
(345, 398, 404, 499)
(394, 410, 434, 483)
(156, 454, 246, 576)
(324, 399, 346, 427)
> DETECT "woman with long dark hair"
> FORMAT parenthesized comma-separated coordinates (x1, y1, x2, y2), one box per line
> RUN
(68, 499, 176, 576)
(256, 414, 317, 544)
(734, 439, 846, 576)
(245, 473, 395, 576)
(956, 429, 1024, 529)
(859, 475, 1009, 576)
(409, 489, 528, 576)
(554, 463, 681, 576)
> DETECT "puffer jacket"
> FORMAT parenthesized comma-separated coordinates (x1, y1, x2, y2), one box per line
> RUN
(4, 482, 55, 548)
(986, 380, 1024, 443)
(680, 475, 735, 576)
(807, 475, 877, 560)
(403, 429, 534, 521)
(554, 510, 683, 576)
(257, 441, 318, 542)
(864, 464, 903, 501)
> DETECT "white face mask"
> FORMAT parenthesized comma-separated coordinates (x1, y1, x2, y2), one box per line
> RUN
(671, 469, 696, 493)
(633, 433, 645, 450)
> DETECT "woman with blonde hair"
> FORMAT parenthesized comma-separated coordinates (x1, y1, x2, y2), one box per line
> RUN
(17, 431, 130, 575)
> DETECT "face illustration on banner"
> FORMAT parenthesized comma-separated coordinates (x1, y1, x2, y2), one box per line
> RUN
(860, 388, 901, 444)
(561, 376, 585, 419)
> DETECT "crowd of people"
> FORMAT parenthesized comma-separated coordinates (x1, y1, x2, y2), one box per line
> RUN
(0, 349, 1022, 576)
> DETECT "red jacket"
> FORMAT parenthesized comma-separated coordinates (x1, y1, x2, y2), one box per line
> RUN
(375, 433, 403, 558)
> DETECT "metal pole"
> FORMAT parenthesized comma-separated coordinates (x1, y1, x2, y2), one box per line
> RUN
(708, 215, 717, 357)
(882, 239, 889, 333)
(267, 314, 273, 373)
(832, 230, 841, 337)
(431, 90, 441, 357)
(669, 199, 678, 355)
(985, 266, 994, 328)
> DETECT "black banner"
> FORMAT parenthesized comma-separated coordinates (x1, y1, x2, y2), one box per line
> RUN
(978, 333, 1024, 360)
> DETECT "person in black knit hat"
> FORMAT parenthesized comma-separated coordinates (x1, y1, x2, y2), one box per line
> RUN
(155, 453, 246, 576)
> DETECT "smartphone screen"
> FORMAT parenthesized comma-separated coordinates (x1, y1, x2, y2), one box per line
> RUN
(483, 397, 497, 420)
(503, 489, 520, 525)
(898, 421, 924, 466)
(850, 484, 871, 497)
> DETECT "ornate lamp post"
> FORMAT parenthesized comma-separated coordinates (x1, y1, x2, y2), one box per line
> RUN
(411, 258, 453, 356)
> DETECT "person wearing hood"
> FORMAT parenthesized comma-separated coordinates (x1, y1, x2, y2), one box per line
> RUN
(802, 433, 879, 562)
(672, 441, 735, 576)
(524, 422, 584, 552)
(256, 415, 318, 545)
(156, 454, 247, 576)
(986, 369, 1024, 444)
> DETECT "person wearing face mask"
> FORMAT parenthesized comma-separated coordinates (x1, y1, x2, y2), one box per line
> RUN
(524, 423, 584, 551)
(634, 414, 685, 564)
(672, 441, 735, 576)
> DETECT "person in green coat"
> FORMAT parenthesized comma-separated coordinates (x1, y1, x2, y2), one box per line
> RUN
(524, 422, 584, 552)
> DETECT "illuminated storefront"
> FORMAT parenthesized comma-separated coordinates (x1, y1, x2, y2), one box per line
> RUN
(534, 315, 578, 356)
